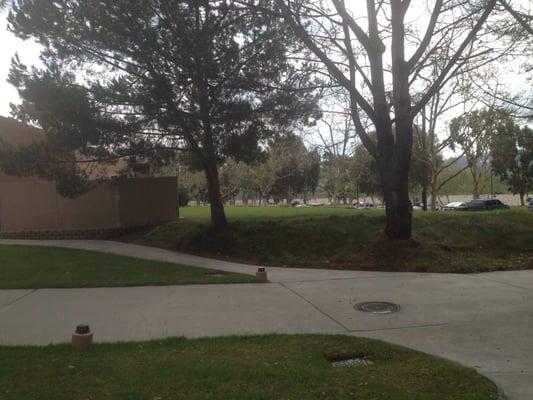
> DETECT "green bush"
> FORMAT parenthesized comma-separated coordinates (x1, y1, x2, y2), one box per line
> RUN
(177, 186, 190, 207)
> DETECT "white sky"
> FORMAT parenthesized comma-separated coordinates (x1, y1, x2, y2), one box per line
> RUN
(0, 8, 41, 117)
(0, 2, 530, 128)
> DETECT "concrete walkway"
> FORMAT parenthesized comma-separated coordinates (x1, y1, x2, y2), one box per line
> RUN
(1, 239, 532, 399)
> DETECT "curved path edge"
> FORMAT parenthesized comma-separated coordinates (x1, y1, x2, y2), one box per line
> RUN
(0, 238, 428, 283)
(0, 239, 531, 399)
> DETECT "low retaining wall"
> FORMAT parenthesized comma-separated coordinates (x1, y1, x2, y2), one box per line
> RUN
(0, 225, 149, 240)
(0, 176, 177, 235)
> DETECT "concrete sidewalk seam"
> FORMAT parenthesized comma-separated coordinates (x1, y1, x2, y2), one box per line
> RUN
(347, 322, 451, 333)
(489, 371, 530, 375)
(279, 274, 426, 284)
(471, 275, 532, 292)
(0, 289, 37, 312)
(278, 282, 350, 332)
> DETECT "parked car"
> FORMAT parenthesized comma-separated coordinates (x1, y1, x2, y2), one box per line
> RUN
(306, 201, 324, 207)
(468, 199, 510, 211)
(528, 198, 533, 211)
(443, 201, 469, 211)
(353, 201, 373, 209)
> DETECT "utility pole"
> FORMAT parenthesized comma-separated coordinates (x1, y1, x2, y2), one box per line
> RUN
(421, 106, 428, 211)
(176, 164, 181, 219)
(490, 171, 494, 199)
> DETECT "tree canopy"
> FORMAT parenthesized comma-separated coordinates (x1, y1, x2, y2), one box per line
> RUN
(6, 0, 321, 228)
(268, 0, 506, 238)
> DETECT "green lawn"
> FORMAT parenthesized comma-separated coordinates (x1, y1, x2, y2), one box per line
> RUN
(0, 335, 497, 400)
(0, 245, 255, 289)
(121, 206, 533, 273)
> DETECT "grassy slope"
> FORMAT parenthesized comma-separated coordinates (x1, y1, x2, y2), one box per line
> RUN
(0, 335, 497, 400)
(0, 245, 255, 289)
(122, 206, 533, 273)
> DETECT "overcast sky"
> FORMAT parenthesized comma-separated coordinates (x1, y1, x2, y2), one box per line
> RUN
(0, 3, 529, 123)
(0, 8, 41, 117)
(0, 4, 432, 117)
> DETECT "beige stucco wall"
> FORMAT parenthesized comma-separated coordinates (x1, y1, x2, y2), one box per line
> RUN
(0, 180, 62, 231)
(0, 177, 176, 232)
(58, 183, 120, 230)
(118, 177, 177, 227)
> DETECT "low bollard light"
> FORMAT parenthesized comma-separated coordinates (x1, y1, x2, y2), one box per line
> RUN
(256, 267, 268, 283)
(72, 324, 93, 349)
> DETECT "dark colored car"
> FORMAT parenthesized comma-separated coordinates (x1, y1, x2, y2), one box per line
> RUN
(468, 199, 510, 211)
(353, 201, 373, 209)
(528, 198, 533, 211)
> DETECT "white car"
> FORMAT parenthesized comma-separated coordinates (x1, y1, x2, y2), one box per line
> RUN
(443, 202, 469, 211)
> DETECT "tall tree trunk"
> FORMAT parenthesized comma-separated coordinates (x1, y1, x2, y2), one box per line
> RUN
(421, 185, 428, 211)
(387, 1, 414, 239)
(381, 164, 413, 239)
(287, 186, 293, 204)
(204, 160, 227, 229)
(519, 191, 525, 206)
(430, 179, 438, 211)
(471, 167, 482, 199)
(472, 177, 481, 199)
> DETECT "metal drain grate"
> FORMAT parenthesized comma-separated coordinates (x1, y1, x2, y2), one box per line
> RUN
(355, 301, 400, 314)
(204, 272, 227, 277)
(331, 358, 374, 368)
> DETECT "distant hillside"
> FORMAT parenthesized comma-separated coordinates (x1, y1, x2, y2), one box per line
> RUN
(438, 160, 509, 196)
(451, 156, 469, 169)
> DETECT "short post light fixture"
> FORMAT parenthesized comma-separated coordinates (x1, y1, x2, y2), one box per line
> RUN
(72, 324, 93, 349)
(256, 267, 268, 283)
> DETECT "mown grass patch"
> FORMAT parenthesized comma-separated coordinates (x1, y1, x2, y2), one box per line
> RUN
(0, 335, 497, 400)
(0, 245, 255, 289)
(121, 206, 533, 273)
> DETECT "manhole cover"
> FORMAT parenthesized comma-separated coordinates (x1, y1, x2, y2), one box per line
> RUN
(355, 301, 400, 314)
